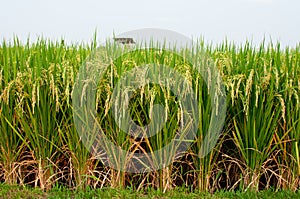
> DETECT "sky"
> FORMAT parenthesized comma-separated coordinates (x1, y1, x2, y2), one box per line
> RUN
(0, 0, 299, 47)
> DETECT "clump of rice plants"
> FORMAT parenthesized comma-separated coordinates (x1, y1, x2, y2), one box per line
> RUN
(0, 36, 299, 193)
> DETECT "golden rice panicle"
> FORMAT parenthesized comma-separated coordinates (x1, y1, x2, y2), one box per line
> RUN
(31, 82, 37, 113)
(245, 69, 254, 97)
(277, 94, 286, 125)
(244, 69, 254, 115)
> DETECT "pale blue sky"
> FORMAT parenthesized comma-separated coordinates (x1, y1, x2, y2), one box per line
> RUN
(0, 0, 299, 47)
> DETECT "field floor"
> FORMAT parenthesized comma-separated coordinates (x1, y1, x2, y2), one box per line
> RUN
(0, 184, 299, 199)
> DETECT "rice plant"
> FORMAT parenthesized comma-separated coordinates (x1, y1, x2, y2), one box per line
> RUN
(0, 36, 299, 193)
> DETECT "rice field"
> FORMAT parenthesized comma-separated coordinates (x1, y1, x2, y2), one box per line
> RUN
(0, 37, 299, 193)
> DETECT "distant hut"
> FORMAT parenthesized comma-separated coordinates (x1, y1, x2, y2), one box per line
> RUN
(113, 37, 135, 45)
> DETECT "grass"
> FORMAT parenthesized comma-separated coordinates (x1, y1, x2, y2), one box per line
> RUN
(0, 36, 299, 193)
(0, 184, 299, 199)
